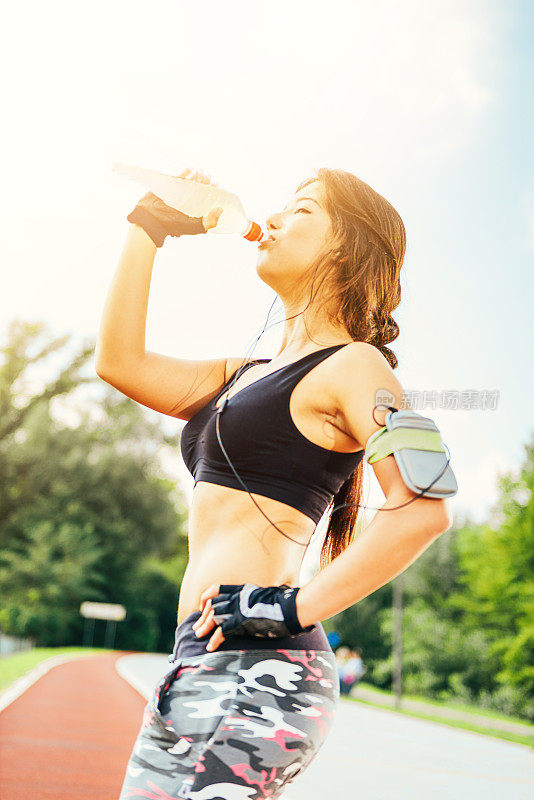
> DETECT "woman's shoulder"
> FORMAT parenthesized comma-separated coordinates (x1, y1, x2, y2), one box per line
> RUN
(328, 340, 394, 386)
(328, 340, 405, 442)
(339, 340, 390, 364)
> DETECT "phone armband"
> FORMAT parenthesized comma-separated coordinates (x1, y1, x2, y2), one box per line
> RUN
(364, 409, 458, 499)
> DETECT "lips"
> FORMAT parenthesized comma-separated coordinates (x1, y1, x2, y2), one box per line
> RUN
(259, 237, 276, 247)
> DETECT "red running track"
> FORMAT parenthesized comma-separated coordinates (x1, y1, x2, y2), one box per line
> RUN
(0, 653, 146, 799)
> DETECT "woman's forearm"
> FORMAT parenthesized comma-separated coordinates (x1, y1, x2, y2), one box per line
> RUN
(95, 223, 158, 371)
(296, 496, 451, 628)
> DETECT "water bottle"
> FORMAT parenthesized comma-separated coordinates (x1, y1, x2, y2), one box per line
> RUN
(112, 162, 270, 243)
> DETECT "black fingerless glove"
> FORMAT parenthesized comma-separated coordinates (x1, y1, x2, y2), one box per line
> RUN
(210, 583, 315, 639)
(127, 191, 206, 248)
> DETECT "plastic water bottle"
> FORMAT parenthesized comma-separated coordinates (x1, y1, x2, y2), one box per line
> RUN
(112, 162, 270, 243)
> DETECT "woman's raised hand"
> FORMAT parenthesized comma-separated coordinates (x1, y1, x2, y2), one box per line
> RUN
(126, 166, 223, 246)
(173, 168, 223, 232)
(173, 167, 213, 183)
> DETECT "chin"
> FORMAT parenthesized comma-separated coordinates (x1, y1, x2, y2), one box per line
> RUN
(256, 260, 281, 290)
(256, 261, 273, 284)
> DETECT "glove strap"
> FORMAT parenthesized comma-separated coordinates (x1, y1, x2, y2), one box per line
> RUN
(280, 586, 315, 635)
(127, 206, 167, 248)
(127, 205, 206, 248)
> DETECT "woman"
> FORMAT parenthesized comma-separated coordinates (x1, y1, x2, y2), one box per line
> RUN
(96, 167, 451, 799)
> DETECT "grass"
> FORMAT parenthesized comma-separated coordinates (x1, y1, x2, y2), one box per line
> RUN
(0, 647, 113, 693)
(355, 680, 532, 726)
(348, 680, 534, 748)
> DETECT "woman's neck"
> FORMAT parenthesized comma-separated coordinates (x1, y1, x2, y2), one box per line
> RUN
(276, 315, 352, 356)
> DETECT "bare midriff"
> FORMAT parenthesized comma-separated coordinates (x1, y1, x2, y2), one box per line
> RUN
(176, 481, 317, 625)
(176, 347, 363, 625)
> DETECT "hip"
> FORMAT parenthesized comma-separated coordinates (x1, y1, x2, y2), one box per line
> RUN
(120, 614, 339, 799)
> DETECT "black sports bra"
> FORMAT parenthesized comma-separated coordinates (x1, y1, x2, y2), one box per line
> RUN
(180, 343, 365, 524)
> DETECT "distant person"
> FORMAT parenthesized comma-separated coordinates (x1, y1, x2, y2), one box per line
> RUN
(336, 646, 367, 694)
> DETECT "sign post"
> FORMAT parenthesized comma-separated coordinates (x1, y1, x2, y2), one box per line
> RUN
(392, 573, 403, 709)
(80, 602, 127, 649)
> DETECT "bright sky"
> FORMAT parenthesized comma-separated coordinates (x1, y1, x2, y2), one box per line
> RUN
(3, 1, 533, 572)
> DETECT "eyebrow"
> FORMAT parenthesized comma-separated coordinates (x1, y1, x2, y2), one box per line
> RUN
(283, 196, 322, 211)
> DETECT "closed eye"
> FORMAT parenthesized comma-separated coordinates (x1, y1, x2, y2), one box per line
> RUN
(295, 207, 311, 213)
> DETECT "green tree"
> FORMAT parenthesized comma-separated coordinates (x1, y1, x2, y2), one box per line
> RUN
(451, 435, 534, 697)
(0, 518, 104, 644)
(0, 318, 189, 649)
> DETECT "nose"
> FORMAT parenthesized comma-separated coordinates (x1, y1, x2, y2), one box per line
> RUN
(266, 213, 282, 238)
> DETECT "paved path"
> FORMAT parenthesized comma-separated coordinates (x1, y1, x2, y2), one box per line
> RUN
(116, 652, 172, 699)
(295, 696, 534, 800)
(0, 653, 145, 800)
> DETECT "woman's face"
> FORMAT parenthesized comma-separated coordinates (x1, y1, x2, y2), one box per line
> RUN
(257, 180, 334, 293)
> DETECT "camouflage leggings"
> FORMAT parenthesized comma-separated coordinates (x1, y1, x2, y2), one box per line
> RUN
(118, 646, 340, 799)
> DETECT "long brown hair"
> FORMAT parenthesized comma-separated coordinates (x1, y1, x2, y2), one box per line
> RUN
(294, 168, 406, 569)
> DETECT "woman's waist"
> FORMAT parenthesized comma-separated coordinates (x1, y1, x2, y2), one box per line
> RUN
(189, 480, 316, 539)
(172, 607, 333, 660)
(178, 558, 301, 626)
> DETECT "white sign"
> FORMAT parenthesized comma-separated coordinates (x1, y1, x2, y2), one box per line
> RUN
(80, 602, 126, 621)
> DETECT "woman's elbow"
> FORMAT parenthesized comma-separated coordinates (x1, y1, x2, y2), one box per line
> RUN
(403, 493, 453, 539)
(426, 498, 453, 536)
